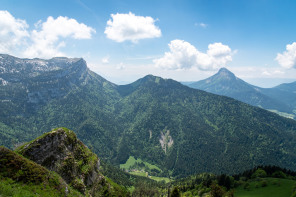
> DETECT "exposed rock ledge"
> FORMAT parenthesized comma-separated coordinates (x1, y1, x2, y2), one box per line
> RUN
(16, 127, 101, 194)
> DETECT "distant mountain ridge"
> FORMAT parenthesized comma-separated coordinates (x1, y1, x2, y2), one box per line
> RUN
(188, 67, 296, 118)
(1, 54, 296, 179)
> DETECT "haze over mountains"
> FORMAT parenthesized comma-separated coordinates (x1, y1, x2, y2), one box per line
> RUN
(1, 54, 296, 180)
(188, 68, 296, 119)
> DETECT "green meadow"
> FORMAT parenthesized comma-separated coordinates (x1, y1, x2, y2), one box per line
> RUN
(235, 178, 296, 197)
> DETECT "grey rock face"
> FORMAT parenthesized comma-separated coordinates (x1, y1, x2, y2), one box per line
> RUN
(18, 128, 101, 194)
(0, 54, 90, 111)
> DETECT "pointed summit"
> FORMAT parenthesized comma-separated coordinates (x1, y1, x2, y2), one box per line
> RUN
(189, 67, 246, 92)
(188, 68, 291, 114)
(215, 67, 236, 80)
(217, 67, 233, 74)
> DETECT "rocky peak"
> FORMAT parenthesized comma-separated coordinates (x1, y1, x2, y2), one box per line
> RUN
(216, 67, 236, 80)
(16, 127, 101, 194)
(0, 54, 84, 75)
(0, 54, 90, 108)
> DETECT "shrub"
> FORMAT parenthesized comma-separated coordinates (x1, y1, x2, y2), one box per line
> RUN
(272, 171, 286, 178)
(210, 184, 225, 197)
(251, 168, 267, 179)
(243, 182, 250, 190)
(261, 180, 267, 187)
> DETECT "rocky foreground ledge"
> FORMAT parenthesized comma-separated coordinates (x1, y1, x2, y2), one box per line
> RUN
(9, 127, 127, 196)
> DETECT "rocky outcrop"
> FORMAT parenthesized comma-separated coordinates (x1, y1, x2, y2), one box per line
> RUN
(159, 129, 173, 154)
(0, 146, 74, 196)
(0, 54, 90, 109)
(16, 127, 101, 194)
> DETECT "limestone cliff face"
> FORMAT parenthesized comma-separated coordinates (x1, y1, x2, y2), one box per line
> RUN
(0, 54, 91, 114)
(16, 128, 101, 194)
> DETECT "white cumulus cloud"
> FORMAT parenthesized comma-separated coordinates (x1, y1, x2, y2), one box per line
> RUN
(276, 42, 296, 69)
(24, 16, 96, 58)
(104, 12, 161, 43)
(154, 40, 233, 70)
(0, 11, 96, 58)
(0, 11, 29, 54)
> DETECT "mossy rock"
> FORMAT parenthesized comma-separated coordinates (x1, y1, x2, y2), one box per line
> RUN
(0, 146, 81, 196)
(15, 127, 128, 196)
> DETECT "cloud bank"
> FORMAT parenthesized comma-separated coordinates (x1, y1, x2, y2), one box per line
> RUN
(104, 12, 161, 43)
(0, 11, 95, 58)
(276, 42, 296, 69)
(154, 40, 233, 70)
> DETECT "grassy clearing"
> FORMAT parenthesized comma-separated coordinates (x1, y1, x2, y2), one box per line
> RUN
(144, 161, 162, 172)
(120, 156, 161, 172)
(130, 171, 147, 177)
(120, 156, 138, 170)
(129, 171, 171, 183)
(235, 178, 296, 197)
(120, 156, 172, 183)
(149, 176, 171, 183)
(0, 176, 81, 197)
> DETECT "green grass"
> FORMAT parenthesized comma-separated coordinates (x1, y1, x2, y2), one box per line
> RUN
(235, 178, 296, 197)
(120, 156, 171, 183)
(129, 171, 147, 177)
(129, 170, 171, 183)
(0, 176, 81, 197)
(120, 156, 162, 172)
(149, 175, 171, 183)
(120, 156, 138, 170)
(0, 146, 83, 196)
(127, 186, 135, 193)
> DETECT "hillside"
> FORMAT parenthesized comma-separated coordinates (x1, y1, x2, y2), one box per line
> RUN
(115, 75, 296, 177)
(1, 55, 296, 179)
(261, 81, 296, 116)
(1, 128, 127, 196)
(188, 68, 292, 116)
(171, 166, 296, 197)
(0, 54, 120, 150)
(0, 146, 81, 196)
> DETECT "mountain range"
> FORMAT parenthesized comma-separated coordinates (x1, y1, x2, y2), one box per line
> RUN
(1, 54, 296, 179)
(187, 67, 296, 119)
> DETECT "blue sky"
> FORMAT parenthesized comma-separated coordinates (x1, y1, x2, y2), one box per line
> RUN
(1, 0, 296, 87)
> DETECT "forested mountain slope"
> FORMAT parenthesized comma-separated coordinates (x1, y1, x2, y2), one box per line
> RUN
(261, 81, 296, 115)
(188, 68, 292, 115)
(1, 54, 296, 178)
(115, 75, 296, 177)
